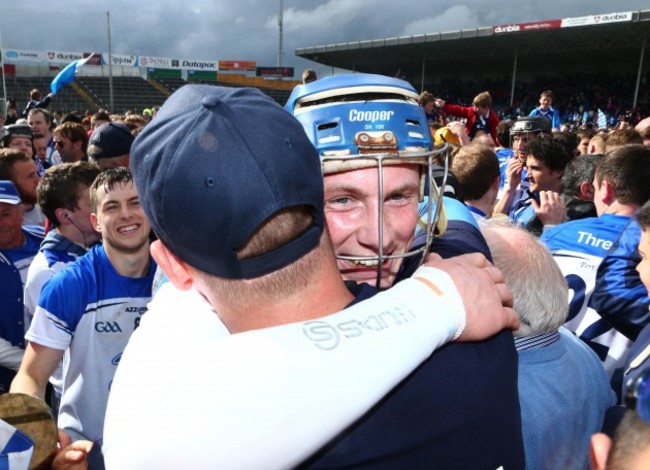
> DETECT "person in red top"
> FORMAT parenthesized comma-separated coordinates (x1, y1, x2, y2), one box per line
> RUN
(435, 91, 500, 142)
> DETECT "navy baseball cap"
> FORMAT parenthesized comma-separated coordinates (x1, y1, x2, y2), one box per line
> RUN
(0, 180, 21, 205)
(88, 122, 134, 160)
(131, 84, 324, 279)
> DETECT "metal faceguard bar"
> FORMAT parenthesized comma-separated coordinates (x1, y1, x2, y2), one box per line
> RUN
(321, 144, 449, 287)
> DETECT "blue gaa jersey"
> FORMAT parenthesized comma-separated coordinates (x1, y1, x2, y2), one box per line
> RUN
(0, 226, 45, 349)
(24, 230, 88, 320)
(414, 196, 492, 261)
(26, 244, 156, 444)
(529, 106, 561, 130)
(496, 148, 513, 195)
(541, 214, 633, 374)
(590, 218, 650, 342)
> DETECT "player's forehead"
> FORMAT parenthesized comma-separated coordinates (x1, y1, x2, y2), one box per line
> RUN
(323, 164, 420, 191)
(97, 181, 137, 205)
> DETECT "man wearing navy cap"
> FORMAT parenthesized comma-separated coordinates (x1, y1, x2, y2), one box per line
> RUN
(87, 122, 134, 170)
(103, 84, 520, 468)
(0, 180, 44, 393)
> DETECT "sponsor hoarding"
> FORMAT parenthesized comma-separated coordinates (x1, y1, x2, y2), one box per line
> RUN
(561, 11, 633, 28)
(103, 53, 138, 67)
(219, 60, 256, 71)
(256, 66, 294, 78)
(2, 49, 48, 64)
(493, 19, 562, 34)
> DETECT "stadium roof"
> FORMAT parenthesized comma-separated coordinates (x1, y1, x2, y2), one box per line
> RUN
(296, 9, 650, 97)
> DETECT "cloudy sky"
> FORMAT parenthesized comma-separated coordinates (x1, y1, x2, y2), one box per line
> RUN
(2, 0, 649, 77)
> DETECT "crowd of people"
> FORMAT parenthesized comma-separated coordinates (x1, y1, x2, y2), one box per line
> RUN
(0, 74, 650, 469)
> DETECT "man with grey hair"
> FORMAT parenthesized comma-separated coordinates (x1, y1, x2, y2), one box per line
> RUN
(482, 221, 615, 470)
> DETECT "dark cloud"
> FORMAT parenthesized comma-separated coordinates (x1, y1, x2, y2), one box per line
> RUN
(2, 0, 648, 77)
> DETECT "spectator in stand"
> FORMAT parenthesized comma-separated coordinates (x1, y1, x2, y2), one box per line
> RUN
(142, 108, 152, 123)
(529, 90, 562, 132)
(0, 149, 45, 227)
(21, 89, 54, 119)
(452, 144, 500, 221)
(435, 91, 500, 142)
(561, 154, 603, 221)
(52, 122, 88, 163)
(577, 127, 596, 155)
(87, 122, 134, 170)
(482, 221, 615, 470)
(0, 180, 44, 393)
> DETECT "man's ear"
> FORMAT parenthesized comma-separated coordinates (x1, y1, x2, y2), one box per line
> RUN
(600, 179, 616, 205)
(90, 212, 100, 232)
(55, 208, 70, 226)
(580, 180, 595, 201)
(150, 240, 193, 291)
(590, 433, 611, 470)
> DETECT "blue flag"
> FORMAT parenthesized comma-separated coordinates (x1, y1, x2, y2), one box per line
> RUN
(597, 108, 607, 130)
(50, 54, 95, 95)
(0, 419, 34, 469)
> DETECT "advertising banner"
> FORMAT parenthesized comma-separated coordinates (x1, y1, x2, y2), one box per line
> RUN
(256, 66, 294, 78)
(219, 60, 256, 71)
(561, 11, 633, 28)
(493, 19, 562, 34)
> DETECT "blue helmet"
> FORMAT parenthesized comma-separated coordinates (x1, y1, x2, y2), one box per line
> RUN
(286, 73, 448, 285)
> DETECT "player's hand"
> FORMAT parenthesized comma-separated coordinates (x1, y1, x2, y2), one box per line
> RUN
(505, 158, 523, 188)
(52, 430, 92, 470)
(423, 253, 519, 341)
(532, 191, 566, 226)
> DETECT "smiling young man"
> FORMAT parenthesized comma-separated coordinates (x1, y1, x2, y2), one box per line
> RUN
(11, 167, 155, 464)
(288, 74, 524, 468)
(324, 164, 421, 288)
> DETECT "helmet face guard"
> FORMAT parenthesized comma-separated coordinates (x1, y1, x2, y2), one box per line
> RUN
(287, 74, 448, 286)
(509, 116, 551, 150)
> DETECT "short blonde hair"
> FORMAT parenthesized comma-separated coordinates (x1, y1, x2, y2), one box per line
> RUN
(472, 91, 492, 108)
